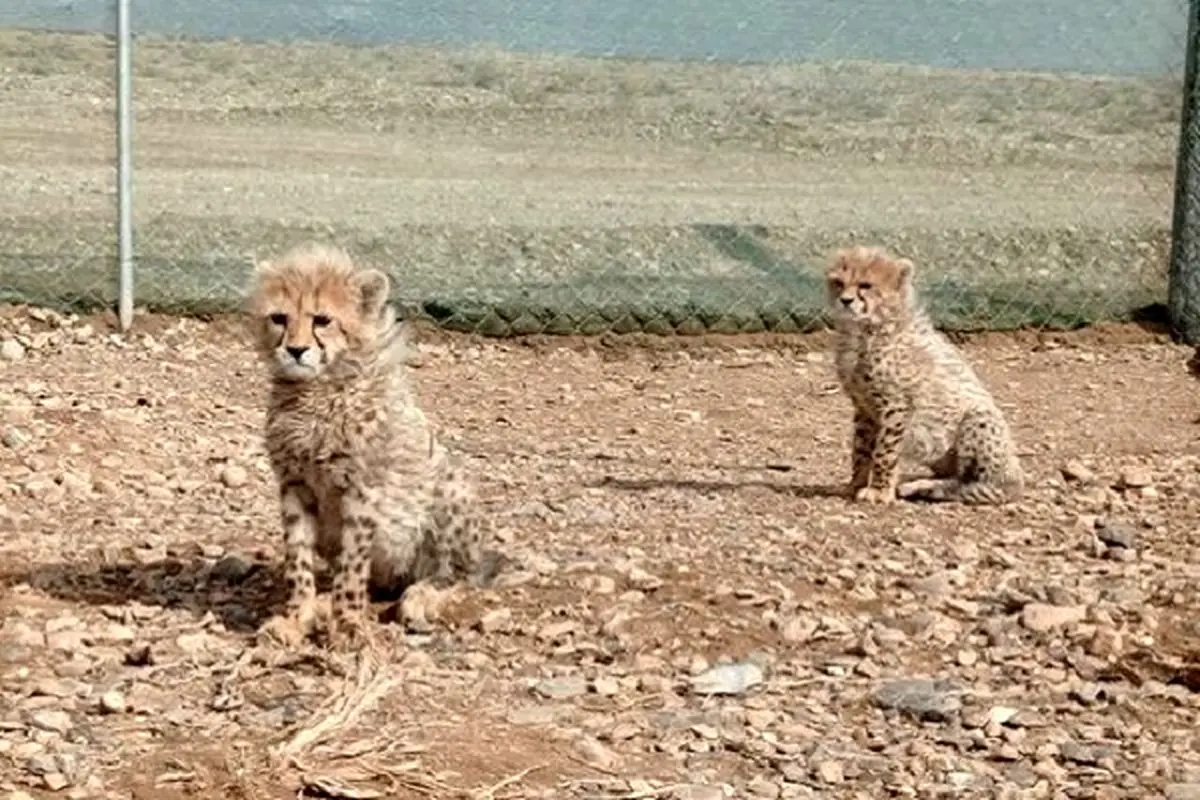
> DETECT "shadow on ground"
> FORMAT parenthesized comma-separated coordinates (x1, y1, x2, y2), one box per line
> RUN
(3, 550, 502, 633)
(3, 554, 282, 632)
(596, 475, 846, 499)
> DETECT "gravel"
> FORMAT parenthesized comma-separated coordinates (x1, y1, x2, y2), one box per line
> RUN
(0, 307, 1197, 797)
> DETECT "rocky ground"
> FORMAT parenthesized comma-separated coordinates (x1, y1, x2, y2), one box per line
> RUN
(0, 307, 1199, 799)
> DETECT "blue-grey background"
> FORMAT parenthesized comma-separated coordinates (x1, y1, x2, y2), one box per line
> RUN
(0, 0, 1186, 76)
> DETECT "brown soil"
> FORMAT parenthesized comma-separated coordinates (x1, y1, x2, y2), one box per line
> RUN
(1, 307, 1199, 798)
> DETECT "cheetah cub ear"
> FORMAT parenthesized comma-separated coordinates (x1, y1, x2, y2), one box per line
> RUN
(894, 257, 915, 287)
(243, 259, 280, 319)
(352, 269, 390, 320)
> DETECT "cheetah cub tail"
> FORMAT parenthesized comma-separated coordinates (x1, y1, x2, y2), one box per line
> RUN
(899, 474, 1024, 506)
(955, 476, 1023, 506)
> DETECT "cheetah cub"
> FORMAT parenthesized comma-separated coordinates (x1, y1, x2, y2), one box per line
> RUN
(826, 246, 1024, 506)
(247, 243, 490, 648)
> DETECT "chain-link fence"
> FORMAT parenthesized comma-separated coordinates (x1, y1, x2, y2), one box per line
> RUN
(0, 1, 1187, 335)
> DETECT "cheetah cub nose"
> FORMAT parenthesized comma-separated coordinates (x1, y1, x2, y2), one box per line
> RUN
(285, 345, 309, 361)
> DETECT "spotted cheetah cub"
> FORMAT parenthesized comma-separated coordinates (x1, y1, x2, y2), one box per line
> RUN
(247, 243, 488, 648)
(826, 246, 1024, 506)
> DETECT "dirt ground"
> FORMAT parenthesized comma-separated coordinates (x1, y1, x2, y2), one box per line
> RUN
(1, 306, 1199, 799)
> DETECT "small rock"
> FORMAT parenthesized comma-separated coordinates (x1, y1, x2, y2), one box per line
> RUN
(575, 736, 620, 771)
(0, 339, 25, 362)
(534, 675, 587, 700)
(873, 678, 964, 722)
(689, 662, 764, 696)
(124, 643, 154, 667)
(1087, 626, 1123, 658)
(1005, 763, 1039, 788)
(948, 541, 980, 564)
(536, 619, 578, 643)
(592, 677, 620, 697)
(211, 553, 256, 583)
(506, 705, 559, 726)
(96, 623, 135, 643)
(45, 630, 87, 653)
(745, 709, 775, 729)
(1, 426, 30, 449)
(43, 774, 70, 791)
(673, 786, 726, 800)
(6, 791, 38, 800)
(946, 772, 977, 790)
(2, 621, 46, 648)
(582, 575, 616, 594)
(639, 674, 669, 693)
(780, 616, 818, 644)
(1020, 603, 1086, 633)
(1096, 521, 1137, 549)
(26, 753, 56, 775)
(219, 464, 248, 488)
(994, 744, 1021, 761)
(1119, 467, 1152, 489)
(32, 678, 78, 699)
(961, 707, 989, 729)
(401, 650, 434, 673)
(1061, 461, 1094, 483)
(175, 631, 218, 654)
(746, 776, 780, 798)
(1060, 741, 1101, 766)
(626, 567, 663, 591)
(29, 709, 72, 734)
(911, 572, 951, 597)
(987, 706, 1020, 726)
(99, 690, 126, 714)
(813, 760, 844, 784)
(477, 607, 513, 634)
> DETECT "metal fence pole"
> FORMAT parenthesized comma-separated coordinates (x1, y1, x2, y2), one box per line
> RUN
(1170, 0, 1200, 344)
(116, 0, 134, 331)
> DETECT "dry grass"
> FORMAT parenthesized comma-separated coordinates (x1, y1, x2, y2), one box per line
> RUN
(0, 29, 1182, 329)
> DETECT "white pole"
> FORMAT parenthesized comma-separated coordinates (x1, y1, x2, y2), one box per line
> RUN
(116, 0, 134, 332)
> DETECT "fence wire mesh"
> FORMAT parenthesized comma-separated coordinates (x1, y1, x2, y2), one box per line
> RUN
(0, 2, 1188, 335)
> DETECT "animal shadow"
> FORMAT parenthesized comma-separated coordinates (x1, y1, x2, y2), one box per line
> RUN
(596, 474, 846, 500)
(5, 553, 284, 633)
(6, 547, 512, 634)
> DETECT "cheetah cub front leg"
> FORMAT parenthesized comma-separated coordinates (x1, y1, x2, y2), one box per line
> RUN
(854, 402, 908, 505)
(258, 483, 322, 648)
(327, 488, 381, 649)
(848, 411, 876, 495)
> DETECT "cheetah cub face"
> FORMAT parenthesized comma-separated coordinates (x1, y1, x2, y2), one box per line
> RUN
(248, 245, 390, 382)
(825, 245, 914, 328)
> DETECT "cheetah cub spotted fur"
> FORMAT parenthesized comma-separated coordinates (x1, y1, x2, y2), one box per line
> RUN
(247, 243, 490, 648)
(826, 246, 1024, 506)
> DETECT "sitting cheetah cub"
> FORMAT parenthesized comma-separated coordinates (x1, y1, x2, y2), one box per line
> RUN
(826, 246, 1024, 506)
(247, 243, 490, 648)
